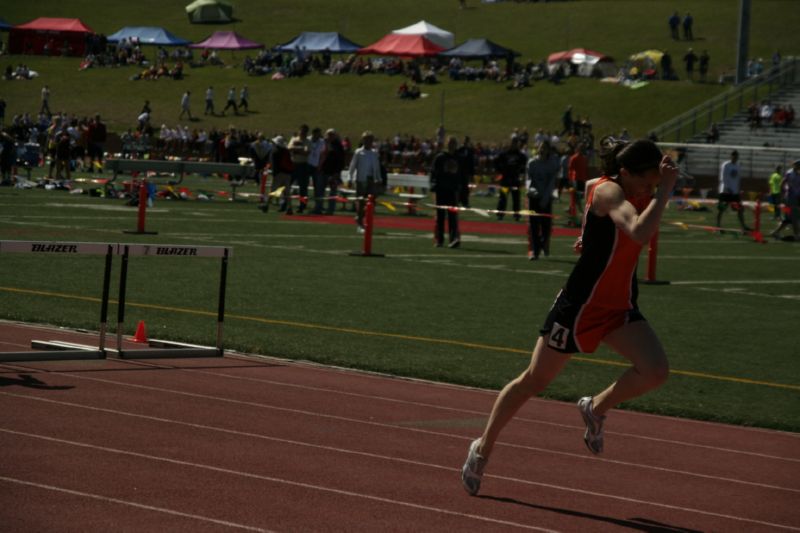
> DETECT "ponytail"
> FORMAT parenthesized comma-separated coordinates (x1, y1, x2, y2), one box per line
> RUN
(598, 136, 662, 176)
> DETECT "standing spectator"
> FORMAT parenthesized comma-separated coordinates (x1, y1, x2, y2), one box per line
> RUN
(705, 122, 720, 144)
(307, 127, 326, 214)
(561, 105, 574, 135)
(249, 133, 271, 185)
(682, 12, 694, 40)
(660, 50, 673, 80)
(87, 114, 106, 172)
(289, 124, 312, 213)
(431, 136, 462, 248)
(54, 131, 72, 180)
(683, 48, 698, 81)
(569, 143, 589, 209)
(40, 85, 51, 116)
(716, 150, 750, 232)
(222, 86, 238, 116)
(494, 137, 526, 221)
(768, 165, 784, 220)
(526, 140, 560, 260)
(204, 86, 215, 115)
(348, 131, 382, 233)
(179, 90, 192, 120)
(318, 128, 346, 215)
(0, 130, 14, 185)
(239, 85, 249, 113)
(0, 98, 6, 127)
(668, 11, 680, 40)
(698, 50, 710, 82)
(268, 136, 294, 214)
(456, 136, 476, 207)
(771, 160, 800, 240)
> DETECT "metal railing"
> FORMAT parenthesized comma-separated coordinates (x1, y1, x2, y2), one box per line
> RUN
(658, 141, 800, 180)
(650, 58, 799, 143)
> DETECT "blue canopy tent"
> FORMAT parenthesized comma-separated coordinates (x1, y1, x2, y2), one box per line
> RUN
(440, 38, 519, 59)
(107, 26, 191, 46)
(0, 18, 12, 31)
(275, 32, 362, 53)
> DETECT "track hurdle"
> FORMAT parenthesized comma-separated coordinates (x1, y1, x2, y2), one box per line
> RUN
(0, 240, 114, 362)
(110, 243, 231, 359)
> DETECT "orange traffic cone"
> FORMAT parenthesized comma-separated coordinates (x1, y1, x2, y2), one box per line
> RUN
(133, 320, 148, 343)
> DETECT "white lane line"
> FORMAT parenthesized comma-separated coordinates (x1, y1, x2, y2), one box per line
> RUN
(171, 366, 800, 464)
(3, 384, 797, 495)
(672, 280, 800, 285)
(2, 421, 797, 531)
(0, 429, 557, 532)
(697, 287, 800, 300)
(0, 475, 272, 532)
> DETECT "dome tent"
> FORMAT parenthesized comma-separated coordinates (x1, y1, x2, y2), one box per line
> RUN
(185, 0, 234, 24)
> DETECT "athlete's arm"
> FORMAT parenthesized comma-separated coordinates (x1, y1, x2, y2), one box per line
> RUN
(593, 156, 679, 245)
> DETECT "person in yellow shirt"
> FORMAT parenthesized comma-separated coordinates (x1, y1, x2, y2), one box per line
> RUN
(768, 165, 783, 220)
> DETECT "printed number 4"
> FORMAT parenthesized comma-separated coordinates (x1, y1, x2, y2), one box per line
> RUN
(549, 323, 569, 350)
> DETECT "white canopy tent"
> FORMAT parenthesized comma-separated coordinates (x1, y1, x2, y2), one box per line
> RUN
(391, 20, 454, 49)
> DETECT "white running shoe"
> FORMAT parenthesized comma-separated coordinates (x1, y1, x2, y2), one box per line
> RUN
(461, 438, 487, 496)
(577, 396, 605, 455)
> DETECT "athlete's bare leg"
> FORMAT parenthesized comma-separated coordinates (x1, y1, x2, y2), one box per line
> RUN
(592, 320, 669, 416)
(475, 336, 571, 459)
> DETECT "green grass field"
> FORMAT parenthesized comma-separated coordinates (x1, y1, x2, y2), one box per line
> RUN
(1, 179, 798, 432)
(2, 1, 800, 142)
(1, 1, 799, 433)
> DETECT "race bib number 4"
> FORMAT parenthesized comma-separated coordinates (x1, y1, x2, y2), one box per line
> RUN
(548, 322, 570, 350)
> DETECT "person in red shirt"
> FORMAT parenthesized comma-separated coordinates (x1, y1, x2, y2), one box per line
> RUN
(568, 143, 589, 210)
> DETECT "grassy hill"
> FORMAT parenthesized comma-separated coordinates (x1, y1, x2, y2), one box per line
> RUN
(2, 1, 799, 143)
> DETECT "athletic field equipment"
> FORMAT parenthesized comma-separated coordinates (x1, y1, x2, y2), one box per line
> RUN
(461, 438, 488, 496)
(0, 240, 231, 362)
(578, 396, 606, 455)
(350, 195, 384, 258)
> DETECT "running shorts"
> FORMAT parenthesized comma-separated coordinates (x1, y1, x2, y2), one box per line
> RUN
(539, 290, 646, 354)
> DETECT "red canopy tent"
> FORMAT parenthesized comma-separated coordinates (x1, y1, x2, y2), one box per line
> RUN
(358, 34, 444, 57)
(9, 17, 95, 56)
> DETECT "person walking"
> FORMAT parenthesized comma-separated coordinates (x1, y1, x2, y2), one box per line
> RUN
(716, 150, 750, 232)
(461, 138, 679, 495)
(768, 165, 784, 220)
(204, 86, 215, 115)
(222, 86, 238, 116)
(239, 85, 249, 113)
(431, 136, 462, 248)
(179, 90, 192, 120)
(526, 140, 560, 260)
(40, 85, 51, 116)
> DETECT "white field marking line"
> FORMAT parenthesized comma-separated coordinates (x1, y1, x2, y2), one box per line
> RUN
(1, 421, 796, 532)
(225, 352, 800, 439)
(697, 287, 800, 301)
(0, 474, 272, 532)
(171, 365, 800, 464)
(0, 428, 557, 532)
(657, 255, 800, 261)
(672, 280, 800, 285)
(5, 374, 797, 494)
(43, 203, 171, 213)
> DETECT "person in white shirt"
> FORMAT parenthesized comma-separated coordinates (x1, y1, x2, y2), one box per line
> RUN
(204, 86, 215, 115)
(348, 131, 382, 232)
(308, 127, 327, 214)
(222, 86, 238, 116)
(716, 150, 750, 231)
(179, 90, 192, 120)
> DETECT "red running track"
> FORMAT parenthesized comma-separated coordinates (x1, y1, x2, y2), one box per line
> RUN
(1, 322, 799, 532)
